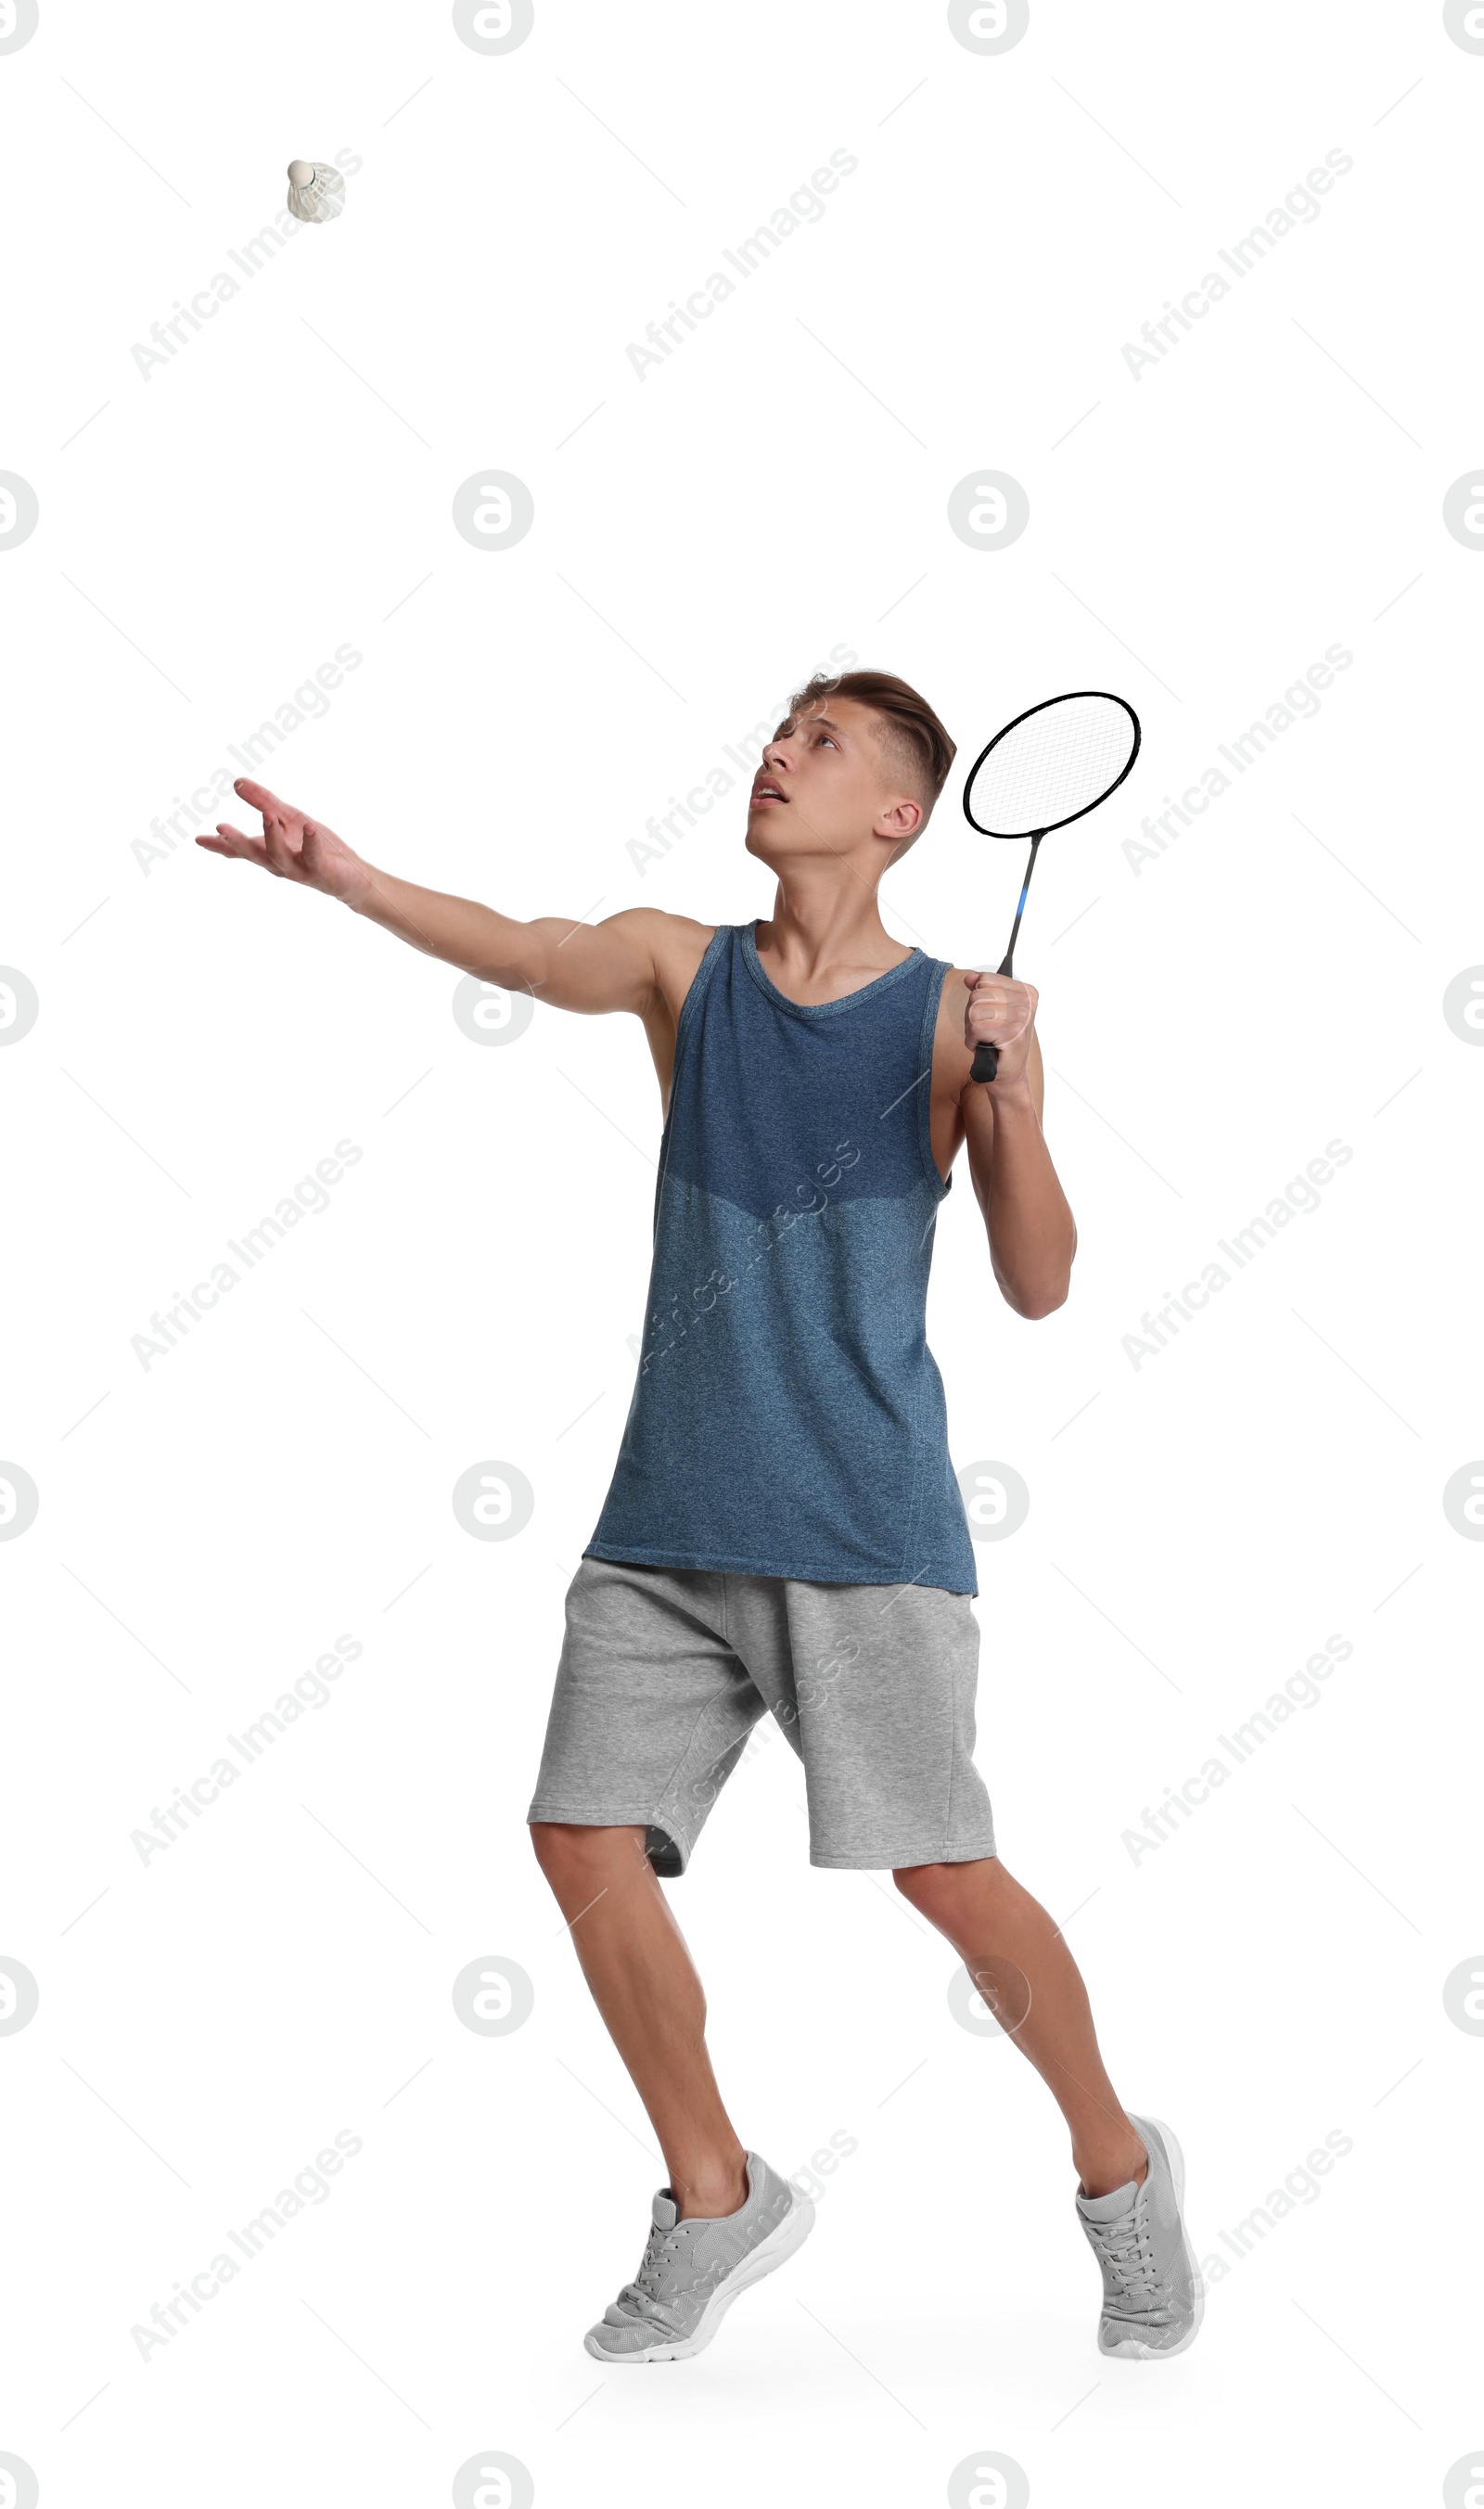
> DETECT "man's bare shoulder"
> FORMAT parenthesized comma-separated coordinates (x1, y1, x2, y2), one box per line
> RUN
(601, 908, 718, 1023)
(600, 906, 716, 954)
(930, 959, 979, 1092)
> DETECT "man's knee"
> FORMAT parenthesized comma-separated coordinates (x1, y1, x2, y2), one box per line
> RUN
(892, 1859, 949, 1914)
(530, 1820, 647, 1890)
(892, 1855, 997, 1919)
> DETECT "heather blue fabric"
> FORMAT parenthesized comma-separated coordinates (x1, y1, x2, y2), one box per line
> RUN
(584, 920, 979, 1594)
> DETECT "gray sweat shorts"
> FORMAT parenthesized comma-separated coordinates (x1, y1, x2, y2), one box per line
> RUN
(526, 1556, 997, 1875)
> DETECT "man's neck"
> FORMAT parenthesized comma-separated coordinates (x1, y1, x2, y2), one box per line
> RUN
(755, 878, 912, 991)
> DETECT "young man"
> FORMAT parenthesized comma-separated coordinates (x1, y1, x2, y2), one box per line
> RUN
(198, 667, 1200, 2367)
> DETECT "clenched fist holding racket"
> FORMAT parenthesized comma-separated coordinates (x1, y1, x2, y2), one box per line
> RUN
(963, 969, 1040, 1091)
(963, 690, 1141, 1082)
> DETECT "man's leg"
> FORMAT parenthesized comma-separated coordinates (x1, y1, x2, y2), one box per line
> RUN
(531, 1820, 748, 2220)
(893, 1854, 1146, 2197)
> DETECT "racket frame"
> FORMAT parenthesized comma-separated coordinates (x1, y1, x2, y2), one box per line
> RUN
(961, 689, 1142, 839)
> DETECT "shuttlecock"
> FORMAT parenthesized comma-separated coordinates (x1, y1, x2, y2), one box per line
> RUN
(287, 160, 345, 224)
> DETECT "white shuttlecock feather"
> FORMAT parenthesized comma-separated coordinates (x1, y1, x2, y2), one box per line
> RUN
(287, 160, 345, 224)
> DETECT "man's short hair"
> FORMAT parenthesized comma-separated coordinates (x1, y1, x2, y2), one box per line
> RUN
(777, 668, 956, 832)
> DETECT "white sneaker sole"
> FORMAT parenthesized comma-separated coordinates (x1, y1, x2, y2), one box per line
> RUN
(584, 2189, 816, 2364)
(1099, 2115, 1205, 2362)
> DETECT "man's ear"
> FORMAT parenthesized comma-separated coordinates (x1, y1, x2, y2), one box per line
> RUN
(875, 796, 923, 841)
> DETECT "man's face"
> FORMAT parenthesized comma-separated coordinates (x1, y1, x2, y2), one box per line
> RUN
(745, 697, 922, 867)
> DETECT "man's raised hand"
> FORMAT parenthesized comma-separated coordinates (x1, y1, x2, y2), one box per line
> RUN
(196, 778, 370, 906)
(963, 968, 1039, 1090)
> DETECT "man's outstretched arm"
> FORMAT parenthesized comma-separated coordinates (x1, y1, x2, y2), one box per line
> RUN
(197, 776, 664, 1016)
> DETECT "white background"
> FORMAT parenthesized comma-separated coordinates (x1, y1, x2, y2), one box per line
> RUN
(2, 1, 1480, 2503)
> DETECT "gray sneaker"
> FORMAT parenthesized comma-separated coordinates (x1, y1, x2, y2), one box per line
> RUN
(584, 2152, 814, 2363)
(1076, 2114, 1202, 2359)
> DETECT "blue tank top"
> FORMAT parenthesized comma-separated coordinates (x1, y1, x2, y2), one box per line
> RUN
(584, 921, 979, 1595)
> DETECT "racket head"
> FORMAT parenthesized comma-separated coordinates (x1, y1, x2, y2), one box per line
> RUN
(962, 690, 1141, 838)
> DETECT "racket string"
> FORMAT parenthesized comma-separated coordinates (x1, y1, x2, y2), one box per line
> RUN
(966, 693, 1138, 836)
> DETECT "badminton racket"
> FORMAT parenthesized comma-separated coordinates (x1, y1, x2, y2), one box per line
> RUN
(962, 690, 1141, 1081)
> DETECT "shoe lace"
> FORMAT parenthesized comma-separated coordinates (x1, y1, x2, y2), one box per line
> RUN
(615, 2223, 690, 2326)
(1087, 2195, 1164, 2311)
